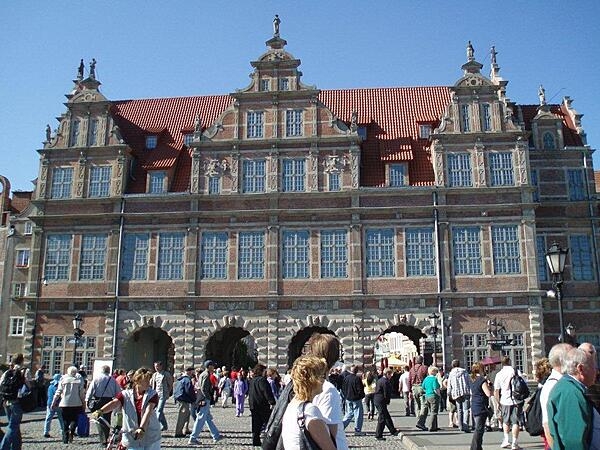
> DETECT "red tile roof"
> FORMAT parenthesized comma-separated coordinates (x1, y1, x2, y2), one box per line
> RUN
(111, 89, 584, 193)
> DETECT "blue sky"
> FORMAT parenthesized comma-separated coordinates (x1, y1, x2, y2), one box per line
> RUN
(1, 1, 599, 192)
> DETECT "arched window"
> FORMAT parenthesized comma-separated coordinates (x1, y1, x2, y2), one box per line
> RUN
(542, 132, 556, 150)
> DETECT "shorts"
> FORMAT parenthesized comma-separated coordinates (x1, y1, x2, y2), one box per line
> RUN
(500, 403, 523, 426)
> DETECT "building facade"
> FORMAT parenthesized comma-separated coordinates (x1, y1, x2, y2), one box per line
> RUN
(1, 29, 598, 376)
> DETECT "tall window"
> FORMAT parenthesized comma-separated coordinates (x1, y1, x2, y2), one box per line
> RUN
(282, 230, 309, 279)
(481, 103, 492, 131)
(501, 333, 526, 373)
(238, 232, 264, 279)
(447, 153, 472, 187)
(88, 118, 99, 146)
(45, 234, 72, 281)
(489, 152, 514, 186)
(42, 336, 64, 375)
(9, 317, 24, 336)
(531, 169, 540, 202)
(24, 221, 33, 235)
(452, 227, 481, 275)
(320, 230, 347, 278)
(13, 283, 27, 297)
(243, 159, 266, 193)
(16, 249, 30, 267)
(201, 232, 228, 279)
(69, 119, 80, 146)
(492, 225, 521, 274)
(406, 227, 436, 276)
(158, 232, 184, 280)
(278, 78, 289, 91)
(247, 111, 264, 138)
(260, 79, 270, 92)
(328, 172, 340, 192)
(389, 164, 407, 187)
(542, 132, 556, 150)
(208, 176, 220, 195)
(569, 235, 594, 280)
(463, 333, 488, 371)
(121, 233, 149, 280)
(461, 104, 471, 132)
(282, 159, 305, 192)
(50, 167, 73, 199)
(568, 169, 586, 200)
(149, 171, 166, 194)
(286, 110, 303, 137)
(79, 234, 107, 280)
(536, 236, 548, 282)
(89, 166, 111, 198)
(366, 228, 395, 277)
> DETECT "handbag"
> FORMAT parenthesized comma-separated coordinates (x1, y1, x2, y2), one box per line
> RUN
(296, 402, 337, 450)
(87, 378, 111, 411)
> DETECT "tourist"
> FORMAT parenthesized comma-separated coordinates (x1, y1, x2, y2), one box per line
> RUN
(188, 360, 222, 445)
(409, 356, 428, 419)
(362, 370, 377, 420)
(266, 368, 281, 400)
(399, 365, 413, 416)
(447, 359, 472, 433)
(150, 361, 173, 432)
(373, 367, 399, 441)
(43, 373, 64, 438)
(0, 353, 30, 449)
(53, 365, 85, 444)
(415, 366, 441, 432)
(547, 347, 596, 450)
(341, 365, 365, 435)
(469, 362, 492, 450)
(174, 367, 196, 438)
(281, 355, 336, 450)
(248, 364, 275, 447)
(91, 367, 161, 450)
(233, 372, 248, 417)
(493, 356, 523, 450)
(218, 371, 232, 407)
(85, 364, 121, 446)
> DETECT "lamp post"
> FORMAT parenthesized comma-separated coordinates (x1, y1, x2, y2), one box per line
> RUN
(428, 312, 439, 367)
(72, 314, 85, 366)
(545, 242, 569, 342)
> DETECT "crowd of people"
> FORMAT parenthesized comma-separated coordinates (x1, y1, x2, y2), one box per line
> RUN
(0, 336, 599, 449)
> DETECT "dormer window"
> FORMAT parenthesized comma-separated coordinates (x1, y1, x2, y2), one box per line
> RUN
(388, 164, 408, 187)
(146, 135, 157, 149)
(148, 171, 166, 194)
(183, 134, 194, 146)
(260, 79, 270, 92)
(278, 78, 289, 91)
(69, 119, 80, 147)
(88, 118, 99, 146)
(24, 221, 33, 235)
(419, 125, 432, 139)
(542, 132, 556, 150)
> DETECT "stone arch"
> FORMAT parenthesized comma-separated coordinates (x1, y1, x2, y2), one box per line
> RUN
(287, 325, 338, 369)
(205, 326, 255, 370)
(122, 325, 174, 372)
(372, 313, 429, 365)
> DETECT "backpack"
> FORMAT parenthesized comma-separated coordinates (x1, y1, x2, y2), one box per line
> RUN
(524, 387, 543, 436)
(0, 368, 25, 401)
(509, 368, 530, 402)
(262, 381, 295, 450)
(174, 376, 196, 403)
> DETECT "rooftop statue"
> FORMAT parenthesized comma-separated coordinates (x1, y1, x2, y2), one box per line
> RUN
(273, 14, 281, 37)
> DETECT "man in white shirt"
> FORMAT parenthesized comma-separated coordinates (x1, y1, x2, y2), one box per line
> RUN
(399, 366, 413, 416)
(150, 361, 174, 431)
(447, 359, 472, 433)
(539, 343, 572, 449)
(494, 356, 522, 450)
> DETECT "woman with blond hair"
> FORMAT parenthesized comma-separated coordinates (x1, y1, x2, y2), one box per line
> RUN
(53, 365, 85, 444)
(281, 355, 337, 450)
(91, 368, 161, 450)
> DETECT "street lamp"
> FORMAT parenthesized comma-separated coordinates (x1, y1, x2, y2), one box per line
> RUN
(545, 242, 569, 342)
(428, 312, 439, 367)
(72, 314, 85, 366)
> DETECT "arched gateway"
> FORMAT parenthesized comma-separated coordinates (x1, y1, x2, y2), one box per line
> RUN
(287, 326, 338, 368)
(205, 326, 257, 369)
(123, 326, 174, 371)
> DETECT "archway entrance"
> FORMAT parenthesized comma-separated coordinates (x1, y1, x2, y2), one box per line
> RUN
(287, 326, 337, 369)
(375, 325, 426, 367)
(123, 327, 174, 372)
(205, 327, 256, 370)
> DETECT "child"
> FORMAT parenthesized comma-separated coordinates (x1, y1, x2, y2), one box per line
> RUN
(233, 372, 248, 417)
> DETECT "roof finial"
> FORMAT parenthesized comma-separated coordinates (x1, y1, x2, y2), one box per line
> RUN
(89, 58, 97, 80)
(538, 84, 546, 106)
(77, 59, 84, 80)
(273, 14, 281, 37)
(490, 46, 497, 65)
(467, 41, 475, 62)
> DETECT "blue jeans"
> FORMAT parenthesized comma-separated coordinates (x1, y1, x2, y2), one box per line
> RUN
(155, 396, 168, 430)
(43, 406, 64, 435)
(342, 399, 364, 432)
(455, 395, 471, 431)
(0, 401, 23, 450)
(190, 402, 221, 440)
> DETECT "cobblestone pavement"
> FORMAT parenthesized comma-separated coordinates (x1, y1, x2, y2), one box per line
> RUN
(13, 398, 411, 450)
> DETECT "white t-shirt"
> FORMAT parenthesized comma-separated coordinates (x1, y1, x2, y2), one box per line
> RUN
(539, 369, 562, 425)
(493, 365, 519, 406)
(313, 380, 349, 450)
(399, 371, 411, 392)
(282, 400, 326, 450)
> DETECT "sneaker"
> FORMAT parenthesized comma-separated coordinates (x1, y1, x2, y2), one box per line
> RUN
(188, 437, 200, 445)
(501, 440, 511, 449)
(43, 433, 51, 438)
(213, 435, 223, 442)
(511, 444, 521, 450)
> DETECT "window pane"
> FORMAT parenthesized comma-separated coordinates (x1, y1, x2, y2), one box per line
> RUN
(247, 111, 264, 138)
(201, 232, 228, 279)
(242, 159, 266, 193)
(389, 164, 407, 187)
(492, 225, 520, 274)
(531, 170, 540, 202)
(366, 229, 395, 277)
(286, 110, 303, 137)
(149, 172, 165, 194)
(481, 103, 492, 131)
(570, 235, 594, 280)
(568, 169, 586, 201)
(282, 231, 309, 278)
(121, 233, 149, 281)
(282, 159, 305, 192)
(69, 120, 80, 147)
(542, 132, 555, 150)
(158, 233, 184, 280)
(536, 236, 548, 282)
(208, 176, 220, 195)
(88, 119, 99, 146)
(406, 227, 436, 276)
(320, 230, 347, 278)
(452, 227, 481, 275)
(489, 152, 514, 186)
(238, 232, 264, 279)
(461, 105, 470, 132)
(448, 154, 472, 187)
(89, 166, 111, 198)
(51, 167, 73, 199)
(45, 234, 72, 281)
(79, 234, 107, 280)
(328, 172, 340, 192)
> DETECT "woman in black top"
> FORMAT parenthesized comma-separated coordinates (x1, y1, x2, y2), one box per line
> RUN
(470, 362, 492, 450)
